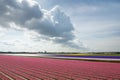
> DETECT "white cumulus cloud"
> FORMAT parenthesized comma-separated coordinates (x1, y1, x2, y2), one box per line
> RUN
(0, 0, 88, 50)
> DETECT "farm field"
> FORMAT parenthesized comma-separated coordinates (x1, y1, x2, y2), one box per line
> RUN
(0, 55, 120, 80)
(2, 53, 120, 62)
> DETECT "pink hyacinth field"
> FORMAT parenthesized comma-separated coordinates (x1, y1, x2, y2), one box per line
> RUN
(0, 55, 120, 80)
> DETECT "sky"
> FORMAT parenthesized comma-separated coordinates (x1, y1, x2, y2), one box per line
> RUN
(0, 0, 120, 52)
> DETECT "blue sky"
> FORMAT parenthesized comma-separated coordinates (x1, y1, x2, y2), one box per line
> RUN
(0, 0, 120, 52)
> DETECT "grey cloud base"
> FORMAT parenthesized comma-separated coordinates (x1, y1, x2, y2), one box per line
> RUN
(0, 0, 87, 50)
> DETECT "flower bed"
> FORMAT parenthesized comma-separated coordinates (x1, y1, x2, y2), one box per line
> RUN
(0, 55, 120, 80)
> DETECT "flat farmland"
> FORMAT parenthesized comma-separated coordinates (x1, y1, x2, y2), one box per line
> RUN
(0, 55, 120, 80)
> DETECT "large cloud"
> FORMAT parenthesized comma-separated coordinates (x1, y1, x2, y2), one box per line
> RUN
(0, 0, 87, 50)
(0, 0, 42, 26)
